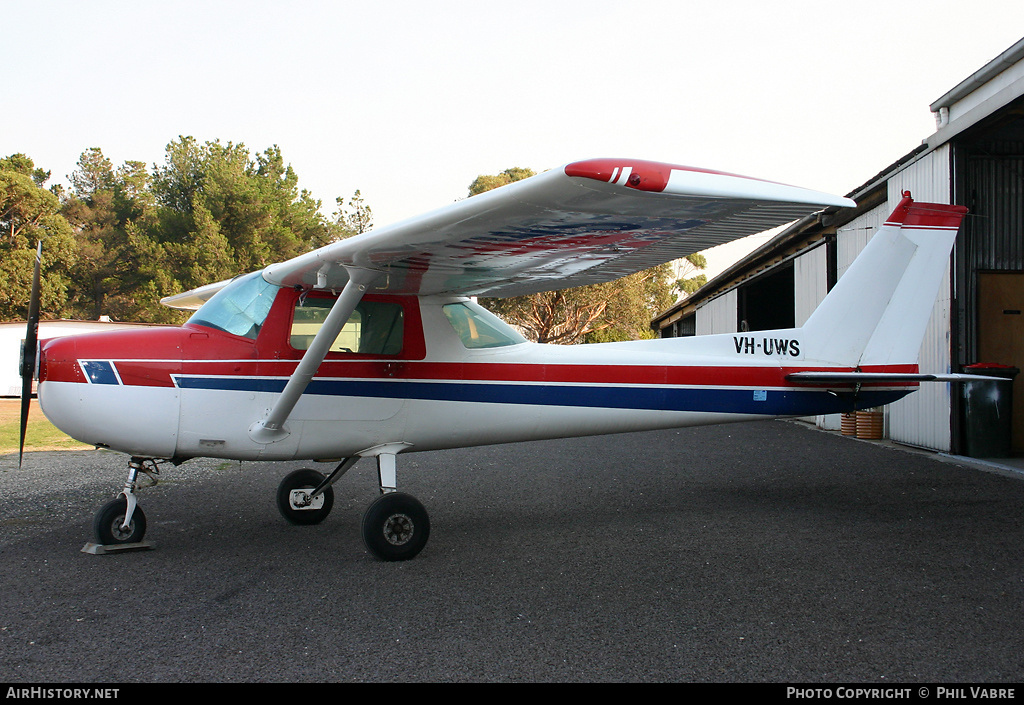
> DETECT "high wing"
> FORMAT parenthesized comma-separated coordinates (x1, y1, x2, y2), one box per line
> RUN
(262, 159, 854, 299)
(161, 158, 853, 310)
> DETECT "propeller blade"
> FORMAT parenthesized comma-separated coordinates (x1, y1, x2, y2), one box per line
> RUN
(19, 241, 42, 468)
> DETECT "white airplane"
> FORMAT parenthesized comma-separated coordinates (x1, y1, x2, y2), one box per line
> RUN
(21, 158, 976, 560)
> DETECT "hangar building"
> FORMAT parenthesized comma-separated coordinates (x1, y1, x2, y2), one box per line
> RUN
(653, 36, 1024, 455)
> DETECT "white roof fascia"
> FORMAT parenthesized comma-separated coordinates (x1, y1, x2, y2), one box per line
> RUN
(928, 37, 1024, 147)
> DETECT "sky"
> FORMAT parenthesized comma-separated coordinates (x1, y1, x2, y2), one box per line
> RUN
(5, 0, 1024, 280)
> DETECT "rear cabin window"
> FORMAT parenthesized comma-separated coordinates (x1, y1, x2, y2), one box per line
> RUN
(290, 298, 404, 355)
(442, 301, 527, 349)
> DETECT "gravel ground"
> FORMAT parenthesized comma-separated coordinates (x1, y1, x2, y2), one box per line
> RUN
(1, 420, 1023, 683)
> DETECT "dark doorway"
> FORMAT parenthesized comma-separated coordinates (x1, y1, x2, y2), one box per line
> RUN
(738, 264, 794, 332)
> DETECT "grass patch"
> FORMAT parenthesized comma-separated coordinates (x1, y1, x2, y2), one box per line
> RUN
(0, 398, 93, 454)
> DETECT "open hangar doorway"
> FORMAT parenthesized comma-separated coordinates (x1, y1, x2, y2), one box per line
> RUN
(737, 263, 795, 332)
(953, 95, 1024, 453)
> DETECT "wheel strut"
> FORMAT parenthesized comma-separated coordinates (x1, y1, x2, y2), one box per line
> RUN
(360, 451, 430, 561)
(118, 457, 159, 531)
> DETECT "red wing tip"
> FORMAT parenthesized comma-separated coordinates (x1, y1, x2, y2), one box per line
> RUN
(564, 158, 771, 193)
(565, 159, 669, 192)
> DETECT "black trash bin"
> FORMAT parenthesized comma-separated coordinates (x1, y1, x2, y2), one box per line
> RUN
(961, 363, 1019, 458)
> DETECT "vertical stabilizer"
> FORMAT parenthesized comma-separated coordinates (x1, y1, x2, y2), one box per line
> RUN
(800, 194, 967, 367)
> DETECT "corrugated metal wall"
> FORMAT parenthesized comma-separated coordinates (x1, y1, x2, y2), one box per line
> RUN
(837, 207, 886, 278)
(695, 289, 738, 335)
(795, 246, 831, 427)
(818, 146, 953, 449)
(794, 245, 828, 326)
(886, 147, 953, 451)
(965, 150, 1024, 269)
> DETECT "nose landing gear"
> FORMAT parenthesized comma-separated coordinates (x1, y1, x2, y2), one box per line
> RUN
(84, 457, 159, 554)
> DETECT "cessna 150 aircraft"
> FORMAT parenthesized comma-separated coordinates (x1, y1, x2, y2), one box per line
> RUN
(19, 158, 974, 560)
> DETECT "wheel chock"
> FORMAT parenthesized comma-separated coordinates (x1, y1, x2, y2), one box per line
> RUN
(81, 541, 156, 555)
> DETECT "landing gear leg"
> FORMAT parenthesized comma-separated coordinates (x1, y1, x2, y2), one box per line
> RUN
(360, 453, 430, 561)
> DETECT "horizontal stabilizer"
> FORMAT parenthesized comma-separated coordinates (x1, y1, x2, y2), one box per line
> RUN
(787, 372, 1005, 384)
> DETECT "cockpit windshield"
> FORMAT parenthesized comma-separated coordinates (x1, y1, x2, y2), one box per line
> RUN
(187, 271, 278, 339)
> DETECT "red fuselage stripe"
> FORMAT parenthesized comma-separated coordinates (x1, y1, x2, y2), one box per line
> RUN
(42, 359, 920, 389)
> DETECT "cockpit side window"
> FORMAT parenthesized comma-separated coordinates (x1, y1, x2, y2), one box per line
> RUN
(187, 272, 278, 340)
(290, 298, 404, 355)
(442, 301, 527, 349)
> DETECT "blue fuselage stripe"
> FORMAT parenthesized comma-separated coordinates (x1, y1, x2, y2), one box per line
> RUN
(172, 376, 908, 415)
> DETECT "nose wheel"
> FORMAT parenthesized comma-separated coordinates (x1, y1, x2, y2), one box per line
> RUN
(93, 497, 147, 545)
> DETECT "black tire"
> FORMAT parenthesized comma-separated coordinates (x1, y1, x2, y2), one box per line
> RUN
(93, 497, 147, 545)
(361, 492, 430, 561)
(276, 469, 334, 525)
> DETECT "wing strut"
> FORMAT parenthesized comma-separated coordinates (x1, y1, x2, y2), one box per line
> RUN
(249, 267, 382, 444)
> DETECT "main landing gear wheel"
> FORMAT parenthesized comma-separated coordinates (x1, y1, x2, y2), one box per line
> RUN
(361, 492, 430, 561)
(277, 469, 335, 525)
(93, 497, 147, 545)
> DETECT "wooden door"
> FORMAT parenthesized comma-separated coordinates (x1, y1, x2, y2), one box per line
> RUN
(977, 272, 1024, 452)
